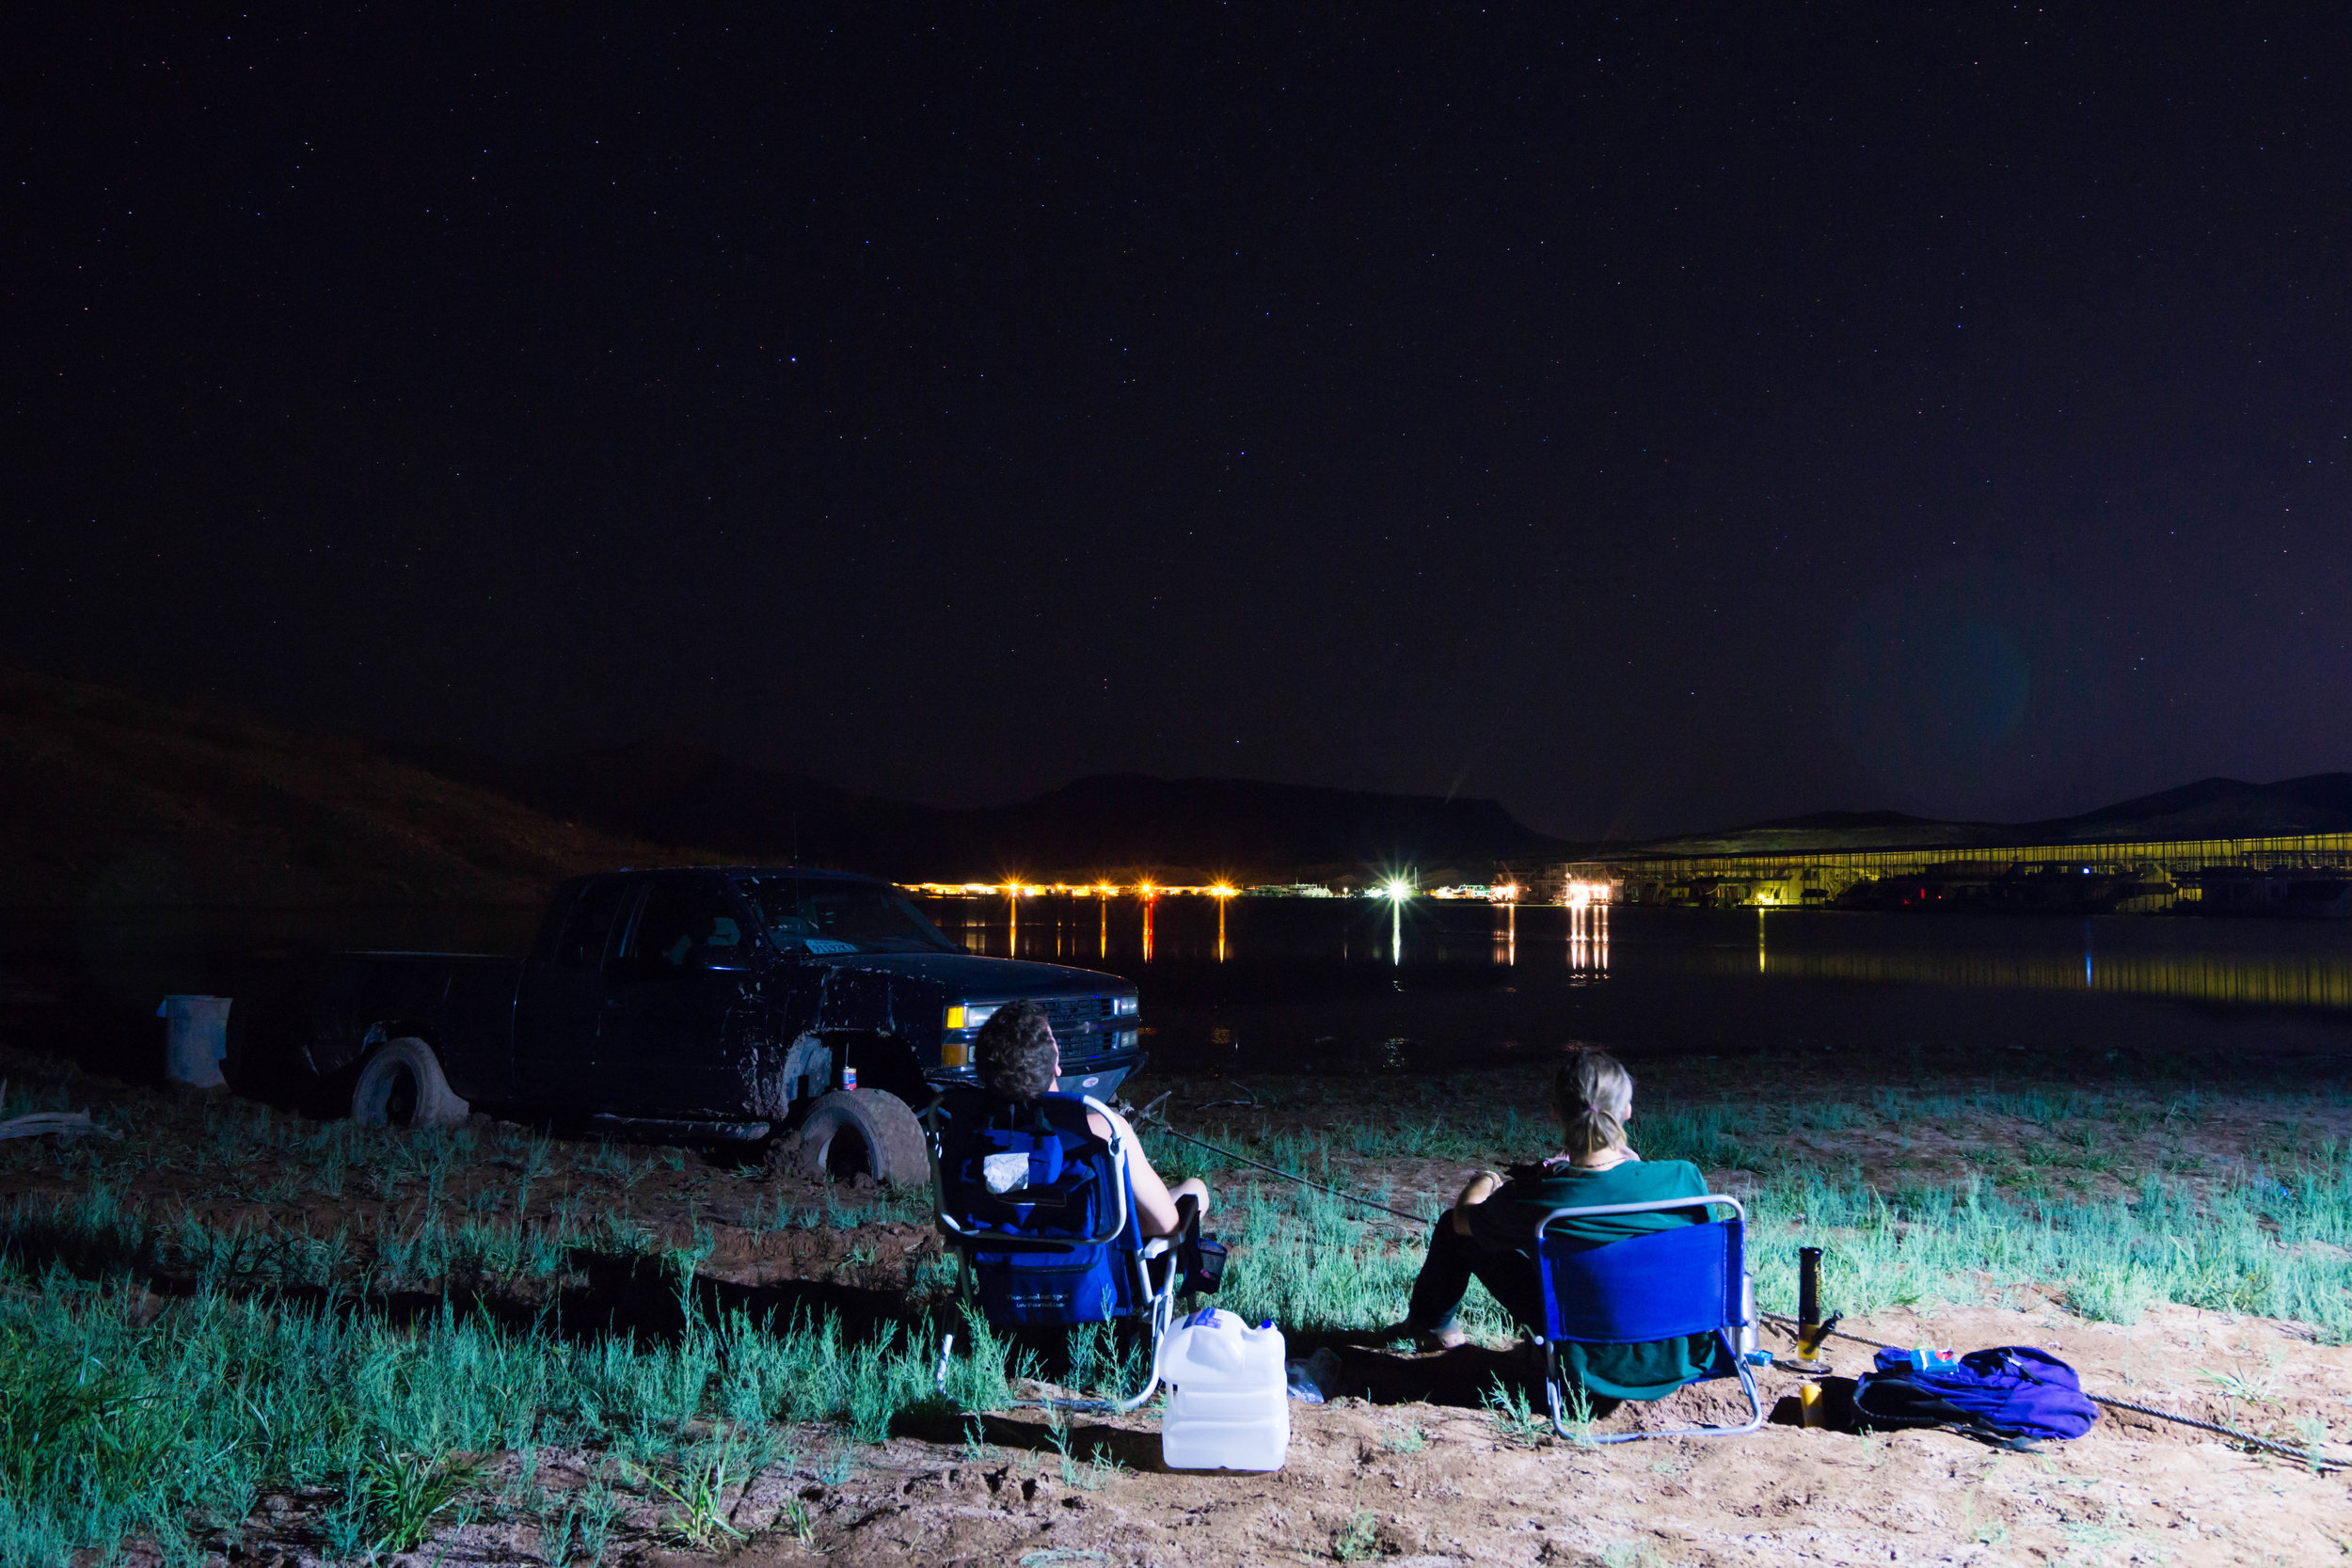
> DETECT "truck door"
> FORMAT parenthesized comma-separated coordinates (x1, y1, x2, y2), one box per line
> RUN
(596, 874, 763, 1117)
(512, 873, 636, 1106)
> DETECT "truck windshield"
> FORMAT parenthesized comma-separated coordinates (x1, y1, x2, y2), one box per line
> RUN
(733, 876, 960, 955)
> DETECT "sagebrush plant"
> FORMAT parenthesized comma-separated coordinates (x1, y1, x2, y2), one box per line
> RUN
(1485, 1376, 1550, 1449)
(1332, 1505, 1380, 1561)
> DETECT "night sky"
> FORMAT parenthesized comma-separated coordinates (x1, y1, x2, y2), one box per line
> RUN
(13, 8, 2352, 841)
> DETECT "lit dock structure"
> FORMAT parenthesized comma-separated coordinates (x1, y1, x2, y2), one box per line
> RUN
(1499, 832, 2352, 914)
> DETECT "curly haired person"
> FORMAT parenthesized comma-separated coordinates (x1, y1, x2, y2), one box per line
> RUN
(972, 1000, 1210, 1239)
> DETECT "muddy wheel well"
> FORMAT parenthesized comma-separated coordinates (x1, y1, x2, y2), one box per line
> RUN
(300, 1015, 436, 1117)
(824, 1031, 929, 1109)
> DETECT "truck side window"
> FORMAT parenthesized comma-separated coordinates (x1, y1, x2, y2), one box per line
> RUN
(623, 881, 750, 974)
(557, 879, 632, 970)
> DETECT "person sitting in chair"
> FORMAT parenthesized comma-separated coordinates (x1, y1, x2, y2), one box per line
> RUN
(1391, 1047, 1717, 1402)
(974, 1001, 1210, 1240)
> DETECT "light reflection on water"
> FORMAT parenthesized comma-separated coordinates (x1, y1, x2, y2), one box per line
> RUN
(1570, 903, 1607, 974)
(1746, 910, 2352, 1010)
(920, 893, 2352, 1013)
(907, 895, 2352, 1075)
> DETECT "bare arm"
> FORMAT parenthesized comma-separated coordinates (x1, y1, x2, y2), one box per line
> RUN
(1090, 1110, 1208, 1239)
(1450, 1169, 1504, 1237)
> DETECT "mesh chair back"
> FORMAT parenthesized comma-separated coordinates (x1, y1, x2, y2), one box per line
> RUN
(1537, 1216, 1745, 1345)
(934, 1090, 1139, 1325)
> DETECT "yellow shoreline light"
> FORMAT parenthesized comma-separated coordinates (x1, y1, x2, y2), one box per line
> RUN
(897, 879, 1415, 898)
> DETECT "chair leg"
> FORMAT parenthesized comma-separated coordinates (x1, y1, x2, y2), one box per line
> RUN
(997, 1255, 1172, 1416)
(1541, 1338, 1577, 1441)
(1103, 1254, 1175, 1414)
(1587, 1329, 1769, 1445)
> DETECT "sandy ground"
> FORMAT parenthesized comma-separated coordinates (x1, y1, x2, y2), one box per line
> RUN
(193, 1300, 2344, 1568)
(710, 1302, 2352, 1568)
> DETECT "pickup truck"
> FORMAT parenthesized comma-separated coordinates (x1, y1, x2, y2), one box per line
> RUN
(298, 866, 1145, 1184)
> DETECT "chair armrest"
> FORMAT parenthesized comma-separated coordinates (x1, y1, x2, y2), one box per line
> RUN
(1140, 1237, 1174, 1259)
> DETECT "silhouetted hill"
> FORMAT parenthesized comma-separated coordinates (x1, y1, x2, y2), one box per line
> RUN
(2026, 774, 2352, 841)
(942, 773, 1570, 883)
(1744, 809, 1944, 832)
(0, 664, 685, 911)
(1631, 774, 2352, 858)
(496, 749, 1575, 883)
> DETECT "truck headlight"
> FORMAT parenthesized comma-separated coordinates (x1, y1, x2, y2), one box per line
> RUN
(945, 1003, 998, 1032)
(1111, 994, 1138, 1017)
(1115, 1030, 1138, 1050)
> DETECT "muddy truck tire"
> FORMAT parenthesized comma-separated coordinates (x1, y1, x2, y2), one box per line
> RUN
(787, 1088, 930, 1186)
(349, 1037, 471, 1128)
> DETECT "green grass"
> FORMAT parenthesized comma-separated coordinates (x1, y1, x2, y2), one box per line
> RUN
(1758, 1144, 2352, 1335)
(0, 1254, 984, 1563)
(7, 1065, 2352, 1559)
(1144, 1113, 2352, 1344)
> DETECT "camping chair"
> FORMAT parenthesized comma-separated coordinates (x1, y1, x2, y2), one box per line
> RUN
(1533, 1195, 1766, 1444)
(928, 1087, 1197, 1413)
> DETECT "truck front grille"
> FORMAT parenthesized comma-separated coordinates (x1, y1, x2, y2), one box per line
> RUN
(1033, 995, 1117, 1040)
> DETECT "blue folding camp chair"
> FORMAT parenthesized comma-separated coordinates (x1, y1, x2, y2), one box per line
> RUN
(1533, 1195, 1766, 1443)
(928, 1087, 1194, 1412)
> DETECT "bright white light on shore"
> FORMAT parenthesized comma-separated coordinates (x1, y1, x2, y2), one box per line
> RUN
(1381, 879, 1412, 902)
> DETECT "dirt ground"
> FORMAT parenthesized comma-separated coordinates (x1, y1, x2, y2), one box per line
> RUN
(382, 1299, 2352, 1568)
(7, 1034, 2352, 1566)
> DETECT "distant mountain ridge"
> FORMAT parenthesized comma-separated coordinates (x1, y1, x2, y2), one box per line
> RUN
(458, 741, 1577, 884)
(2031, 773, 2352, 839)
(11, 660, 2340, 902)
(1629, 774, 2352, 859)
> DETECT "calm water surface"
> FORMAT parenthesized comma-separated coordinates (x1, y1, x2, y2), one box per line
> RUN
(913, 895, 2352, 1076)
(13, 898, 2347, 1083)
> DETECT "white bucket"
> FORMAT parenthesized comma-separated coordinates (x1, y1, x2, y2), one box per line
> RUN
(158, 995, 232, 1088)
(1155, 1308, 1289, 1472)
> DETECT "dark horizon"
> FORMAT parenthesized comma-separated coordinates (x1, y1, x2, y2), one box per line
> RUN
(14, 9, 2352, 841)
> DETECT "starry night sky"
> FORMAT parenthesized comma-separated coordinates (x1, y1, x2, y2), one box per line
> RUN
(12, 8, 2351, 840)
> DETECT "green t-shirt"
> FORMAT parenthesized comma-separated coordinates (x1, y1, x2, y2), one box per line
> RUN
(1465, 1156, 1721, 1402)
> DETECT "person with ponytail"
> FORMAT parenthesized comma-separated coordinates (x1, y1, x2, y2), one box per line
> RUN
(1388, 1047, 1718, 1402)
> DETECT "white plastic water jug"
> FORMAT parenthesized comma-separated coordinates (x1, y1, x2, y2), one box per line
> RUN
(158, 995, 232, 1088)
(1155, 1308, 1289, 1471)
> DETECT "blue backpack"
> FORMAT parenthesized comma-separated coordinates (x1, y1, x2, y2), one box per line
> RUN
(1852, 1347, 2099, 1449)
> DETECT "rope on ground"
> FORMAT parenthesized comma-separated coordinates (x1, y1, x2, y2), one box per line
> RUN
(1759, 1311, 2343, 1472)
(1133, 1102, 1435, 1228)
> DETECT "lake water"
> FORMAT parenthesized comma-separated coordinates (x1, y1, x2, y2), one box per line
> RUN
(913, 895, 2352, 1077)
(13, 896, 2349, 1085)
